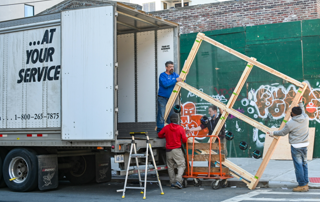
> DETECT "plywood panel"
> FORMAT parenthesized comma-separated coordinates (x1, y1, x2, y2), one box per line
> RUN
(157, 29, 174, 90)
(263, 128, 315, 160)
(186, 154, 225, 162)
(137, 31, 156, 122)
(192, 167, 230, 174)
(117, 34, 135, 123)
(188, 143, 224, 150)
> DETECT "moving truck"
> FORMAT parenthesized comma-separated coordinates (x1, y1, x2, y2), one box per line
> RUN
(0, 3, 179, 191)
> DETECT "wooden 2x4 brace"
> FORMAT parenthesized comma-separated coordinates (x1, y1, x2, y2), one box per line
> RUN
(163, 32, 307, 190)
(176, 82, 272, 134)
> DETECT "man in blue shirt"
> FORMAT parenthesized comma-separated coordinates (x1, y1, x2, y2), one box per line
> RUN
(157, 61, 182, 132)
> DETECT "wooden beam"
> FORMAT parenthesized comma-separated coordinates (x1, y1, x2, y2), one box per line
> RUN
(248, 82, 308, 190)
(198, 34, 304, 88)
(177, 82, 272, 134)
(192, 167, 230, 174)
(118, 11, 159, 27)
(210, 59, 256, 143)
(187, 143, 224, 150)
(163, 33, 205, 122)
(185, 154, 225, 162)
(117, 21, 140, 30)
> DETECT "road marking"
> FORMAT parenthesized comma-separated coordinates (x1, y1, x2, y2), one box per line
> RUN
(222, 189, 320, 202)
(245, 199, 320, 201)
(221, 190, 264, 202)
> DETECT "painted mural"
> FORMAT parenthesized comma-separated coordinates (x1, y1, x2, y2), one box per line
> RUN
(181, 80, 317, 150)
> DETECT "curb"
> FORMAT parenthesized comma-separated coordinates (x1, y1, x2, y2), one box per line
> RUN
(268, 180, 320, 189)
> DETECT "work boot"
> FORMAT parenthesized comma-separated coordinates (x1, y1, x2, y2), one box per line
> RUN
(175, 181, 183, 189)
(292, 185, 309, 192)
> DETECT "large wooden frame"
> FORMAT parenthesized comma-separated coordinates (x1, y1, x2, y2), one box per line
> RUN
(164, 32, 308, 190)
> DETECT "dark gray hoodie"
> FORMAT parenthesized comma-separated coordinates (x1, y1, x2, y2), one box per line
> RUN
(273, 102, 309, 144)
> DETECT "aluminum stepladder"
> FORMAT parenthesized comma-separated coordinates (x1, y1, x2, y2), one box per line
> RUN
(118, 132, 164, 199)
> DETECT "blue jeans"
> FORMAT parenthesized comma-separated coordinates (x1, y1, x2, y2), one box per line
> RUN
(157, 96, 174, 133)
(291, 145, 309, 186)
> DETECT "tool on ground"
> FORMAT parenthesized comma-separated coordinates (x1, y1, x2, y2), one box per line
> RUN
(117, 132, 164, 199)
(183, 134, 233, 190)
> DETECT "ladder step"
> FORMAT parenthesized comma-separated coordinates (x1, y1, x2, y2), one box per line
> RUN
(131, 154, 147, 158)
(139, 180, 158, 183)
(125, 187, 144, 189)
(136, 167, 150, 170)
(116, 165, 168, 176)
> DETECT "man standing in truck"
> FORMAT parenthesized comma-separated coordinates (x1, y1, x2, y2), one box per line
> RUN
(158, 113, 187, 189)
(157, 61, 182, 133)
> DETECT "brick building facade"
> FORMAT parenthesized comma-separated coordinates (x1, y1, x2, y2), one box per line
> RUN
(150, 0, 320, 34)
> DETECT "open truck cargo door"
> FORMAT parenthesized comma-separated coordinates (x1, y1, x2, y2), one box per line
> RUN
(61, 6, 115, 140)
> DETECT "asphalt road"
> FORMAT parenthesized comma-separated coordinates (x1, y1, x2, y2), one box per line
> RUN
(0, 181, 319, 202)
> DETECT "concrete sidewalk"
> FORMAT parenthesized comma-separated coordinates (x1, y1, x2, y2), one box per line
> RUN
(111, 157, 320, 189)
(225, 158, 320, 189)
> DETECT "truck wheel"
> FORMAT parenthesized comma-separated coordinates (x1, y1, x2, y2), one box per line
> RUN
(0, 157, 3, 188)
(0, 148, 7, 188)
(3, 148, 38, 191)
(66, 155, 95, 184)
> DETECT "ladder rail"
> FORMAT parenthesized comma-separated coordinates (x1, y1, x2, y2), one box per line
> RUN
(133, 142, 143, 188)
(148, 142, 164, 194)
(122, 139, 134, 198)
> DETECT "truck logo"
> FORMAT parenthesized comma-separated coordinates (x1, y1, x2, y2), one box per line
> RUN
(42, 172, 55, 187)
(17, 28, 61, 84)
(98, 167, 109, 180)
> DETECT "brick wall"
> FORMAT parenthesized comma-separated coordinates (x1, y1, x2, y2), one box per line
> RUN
(150, 0, 319, 34)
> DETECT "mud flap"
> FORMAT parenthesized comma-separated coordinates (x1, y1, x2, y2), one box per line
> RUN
(37, 155, 58, 191)
(95, 151, 111, 183)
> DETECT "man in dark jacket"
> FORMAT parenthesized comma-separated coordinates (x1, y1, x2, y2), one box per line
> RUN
(187, 104, 227, 156)
(158, 113, 187, 189)
(268, 99, 309, 192)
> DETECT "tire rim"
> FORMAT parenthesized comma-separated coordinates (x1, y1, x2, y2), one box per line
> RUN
(8, 156, 29, 183)
(70, 156, 87, 177)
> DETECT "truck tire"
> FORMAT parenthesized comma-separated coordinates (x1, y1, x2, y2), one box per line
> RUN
(0, 156, 3, 188)
(0, 148, 8, 188)
(66, 155, 95, 184)
(3, 148, 38, 192)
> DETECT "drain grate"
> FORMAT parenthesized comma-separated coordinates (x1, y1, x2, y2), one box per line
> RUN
(309, 177, 320, 183)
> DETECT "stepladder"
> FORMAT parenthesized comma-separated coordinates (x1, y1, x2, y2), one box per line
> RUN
(117, 132, 164, 199)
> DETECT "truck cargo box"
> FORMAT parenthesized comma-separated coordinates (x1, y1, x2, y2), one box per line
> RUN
(0, 3, 179, 147)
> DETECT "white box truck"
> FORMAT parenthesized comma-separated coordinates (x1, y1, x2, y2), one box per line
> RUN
(0, 3, 179, 192)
